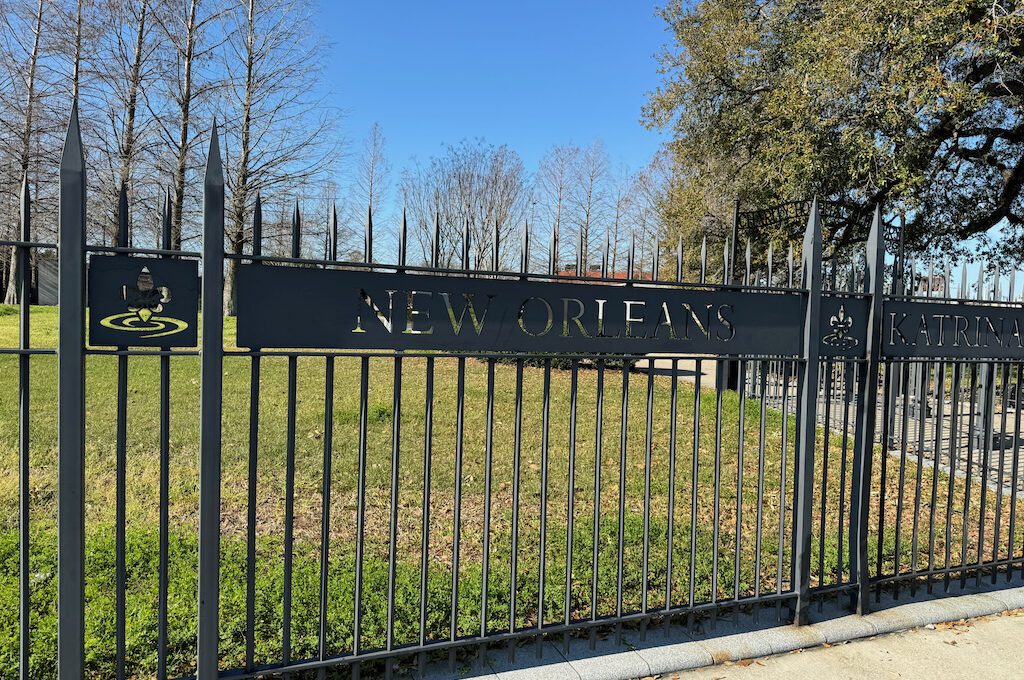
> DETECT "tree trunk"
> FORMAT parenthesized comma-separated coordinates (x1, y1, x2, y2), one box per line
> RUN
(3, 0, 44, 304)
(169, 0, 199, 250)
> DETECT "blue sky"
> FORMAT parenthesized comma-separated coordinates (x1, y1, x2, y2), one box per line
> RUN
(316, 1, 669, 176)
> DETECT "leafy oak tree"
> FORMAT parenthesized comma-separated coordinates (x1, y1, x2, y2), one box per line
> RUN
(644, 0, 1024, 260)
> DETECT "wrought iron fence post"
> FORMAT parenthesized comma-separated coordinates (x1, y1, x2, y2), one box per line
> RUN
(849, 205, 885, 614)
(792, 199, 822, 625)
(197, 123, 225, 678)
(57, 102, 87, 680)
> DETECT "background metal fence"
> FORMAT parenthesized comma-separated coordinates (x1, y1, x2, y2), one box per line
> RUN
(2, 106, 1024, 680)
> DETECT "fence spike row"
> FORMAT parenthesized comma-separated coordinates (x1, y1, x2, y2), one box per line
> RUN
(602, 230, 610, 278)
(628, 233, 636, 281)
(493, 219, 500, 272)
(291, 199, 301, 259)
(1009, 268, 1016, 302)
(205, 119, 223, 186)
(329, 202, 338, 261)
(977, 261, 985, 301)
(944, 261, 951, 297)
(700, 235, 707, 283)
(521, 221, 530, 274)
(61, 99, 86, 174)
(463, 219, 471, 271)
(676, 236, 683, 283)
(549, 224, 558, 276)
(252, 192, 263, 257)
(365, 205, 373, 264)
(399, 208, 408, 268)
(722, 239, 729, 285)
(960, 260, 968, 299)
(161, 187, 171, 251)
(652, 240, 660, 281)
(117, 182, 129, 248)
(787, 243, 794, 287)
(767, 243, 774, 287)
(927, 258, 934, 298)
(577, 226, 584, 276)
(745, 239, 751, 285)
(432, 211, 441, 268)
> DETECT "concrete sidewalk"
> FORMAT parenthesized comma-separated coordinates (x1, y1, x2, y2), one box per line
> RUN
(428, 579, 1024, 679)
(674, 608, 1024, 679)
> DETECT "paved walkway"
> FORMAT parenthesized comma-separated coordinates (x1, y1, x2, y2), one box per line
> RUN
(431, 582, 1024, 679)
(673, 609, 1024, 679)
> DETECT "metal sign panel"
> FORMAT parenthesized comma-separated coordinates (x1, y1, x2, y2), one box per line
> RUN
(236, 264, 806, 355)
(882, 299, 1024, 359)
(88, 255, 199, 347)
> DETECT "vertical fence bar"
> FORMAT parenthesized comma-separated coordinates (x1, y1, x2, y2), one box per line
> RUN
(509, 358, 525, 644)
(386, 354, 402, 676)
(482, 358, 496, 637)
(1009, 363, 1023, 581)
(418, 357, 435, 672)
(734, 362, 747, 603)
(58, 102, 87, 680)
(318, 356, 334, 676)
(538, 357, 552, 653)
(849, 205, 884, 613)
(944, 363, 963, 591)
(244, 194, 262, 672)
(18, 174, 31, 680)
(353, 358, 370, 664)
(114, 183, 129, 680)
(282, 204, 300, 668)
(157, 188, 173, 680)
(666, 359, 679, 610)
(564, 360, 579, 632)
(792, 199, 823, 624)
(689, 359, 702, 609)
(450, 356, 466, 662)
(197, 124, 225, 679)
(642, 363, 655, 616)
(590, 359, 605, 642)
(616, 360, 630, 622)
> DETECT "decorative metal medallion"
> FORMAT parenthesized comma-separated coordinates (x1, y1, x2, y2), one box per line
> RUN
(823, 304, 858, 349)
(98, 267, 187, 338)
(88, 255, 198, 347)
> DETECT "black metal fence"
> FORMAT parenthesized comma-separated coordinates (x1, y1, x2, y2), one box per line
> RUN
(3, 107, 1024, 680)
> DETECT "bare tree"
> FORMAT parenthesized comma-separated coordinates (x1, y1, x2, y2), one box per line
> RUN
(571, 140, 609, 271)
(346, 121, 389, 241)
(150, 0, 225, 249)
(220, 0, 337, 314)
(607, 165, 632, 275)
(535, 144, 579, 271)
(1, 0, 49, 303)
(87, 0, 167, 245)
(403, 139, 530, 268)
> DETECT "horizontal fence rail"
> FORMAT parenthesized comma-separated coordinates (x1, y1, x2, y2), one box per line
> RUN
(2, 105, 1024, 679)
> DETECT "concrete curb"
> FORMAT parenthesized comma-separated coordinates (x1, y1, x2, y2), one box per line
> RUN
(438, 582, 1024, 679)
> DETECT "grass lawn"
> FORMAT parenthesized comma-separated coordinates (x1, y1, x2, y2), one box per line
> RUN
(1, 305, 1021, 678)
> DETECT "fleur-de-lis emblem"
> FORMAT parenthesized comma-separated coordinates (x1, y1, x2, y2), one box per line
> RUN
(122, 267, 172, 322)
(823, 304, 858, 349)
(99, 266, 187, 339)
